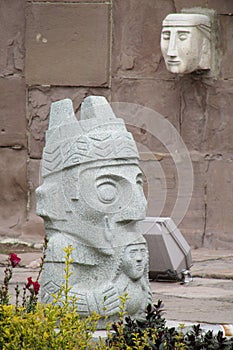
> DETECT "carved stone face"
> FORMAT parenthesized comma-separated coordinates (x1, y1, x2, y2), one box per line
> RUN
(121, 243, 148, 280)
(161, 14, 211, 74)
(36, 160, 147, 249)
(75, 161, 147, 230)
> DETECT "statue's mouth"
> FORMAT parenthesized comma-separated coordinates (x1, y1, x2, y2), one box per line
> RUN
(116, 220, 133, 226)
(136, 264, 144, 271)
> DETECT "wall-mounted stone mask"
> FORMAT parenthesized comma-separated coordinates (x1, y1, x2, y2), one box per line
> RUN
(161, 13, 211, 74)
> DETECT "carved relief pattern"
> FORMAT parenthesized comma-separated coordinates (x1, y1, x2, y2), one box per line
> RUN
(42, 133, 138, 176)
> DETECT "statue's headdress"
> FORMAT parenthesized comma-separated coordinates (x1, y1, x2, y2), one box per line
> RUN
(42, 96, 139, 177)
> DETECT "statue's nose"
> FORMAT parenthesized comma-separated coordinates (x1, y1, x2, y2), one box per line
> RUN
(116, 185, 147, 222)
(136, 252, 143, 262)
(35, 187, 47, 217)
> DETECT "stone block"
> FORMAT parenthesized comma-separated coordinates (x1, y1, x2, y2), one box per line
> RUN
(21, 213, 45, 243)
(19, 153, 45, 243)
(25, 3, 110, 86)
(112, 0, 175, 79)
(31, 0, 105, 2)
(179, 76, 208, 151)
(180, 78, 233, 154)
(28, 159, 42, 212)
(0, 149, 27, 238)
(179, 159, 206, 248)
(28, 87, 110, 158)
(0, 77, 26, 147)
(205, 160, 233, 249)
(205, 80, 233, 153)
(140, 157, 177, 218)
(111, 78, 180, 153)
(0, 0, 25, 76)
(219, 15, 233, 79)
(174, 0, 208, 12)
(140, 154, 206, 248)
(207, 0, 233, 14)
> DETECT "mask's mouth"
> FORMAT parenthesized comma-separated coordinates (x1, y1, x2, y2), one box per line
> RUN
(167, 60, 181, 65)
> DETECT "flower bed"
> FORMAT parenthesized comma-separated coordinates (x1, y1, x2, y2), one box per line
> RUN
(1, 246, 233, 349)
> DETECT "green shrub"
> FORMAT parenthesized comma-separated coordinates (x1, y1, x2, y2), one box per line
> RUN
(0, 246, 100, 350)
(1, 246, 233, 349)
(107, 301, 233, 350)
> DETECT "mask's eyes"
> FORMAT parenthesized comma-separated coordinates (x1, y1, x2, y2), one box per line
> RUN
(162, 31, 170, 40)
(178, 32, 189, 41)
(96, 181, 117, 204)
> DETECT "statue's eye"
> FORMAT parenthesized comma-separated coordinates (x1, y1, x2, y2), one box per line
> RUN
(96, 182, 117, 204)
(136, 175, 143, 187)
(162, 31, 170, 40)
(178, 32, 189, 41)
(129, 249, 137, 258)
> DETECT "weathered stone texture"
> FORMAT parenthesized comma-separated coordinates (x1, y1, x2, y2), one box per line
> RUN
(112, 78, 180, 153)
(25, 3, 110, 86)
(112, 0, 175, 79)
(30, 0, 106, 2)
(0, 149, 27, 238)
(205, 160, 233, 249)
(205, 80, 233, 153)
(0, 0, 25, 76)
(180, 79, 233, 154)
(141, 152, 206, 249)
(219, 15, 233, 79)
(28, 87, 110, 158)
(140, 157, 177, 218)
(28, 159, 42, 213)
(0, 77, 26, 147)
(207, 0, 233, 14)
(179, 158, 206, 248)
(174, 0, 208, 12)
(23, 159, 45, 243)
(179, 77, 208, 151)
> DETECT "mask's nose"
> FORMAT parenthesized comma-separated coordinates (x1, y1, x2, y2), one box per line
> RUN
(167, 32, 178, 57)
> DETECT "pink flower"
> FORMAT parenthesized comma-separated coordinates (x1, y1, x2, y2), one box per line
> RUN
(33, 281, 40, 295)
(9, 253, 21, 268)
(26, 277, 33, 289)
(26, 277, 40, 295)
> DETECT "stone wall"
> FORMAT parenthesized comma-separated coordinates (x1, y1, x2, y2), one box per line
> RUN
(1, 0, 233, 249)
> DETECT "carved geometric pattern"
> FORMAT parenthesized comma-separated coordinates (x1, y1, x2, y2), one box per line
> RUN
(62, 132, 138, 169)
(42, 132, 138, 176)
(42, 144, 61, 176)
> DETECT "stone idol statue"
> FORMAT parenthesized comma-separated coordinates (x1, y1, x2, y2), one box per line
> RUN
(161, 13, 211, 74)
(36, 96, 152, 327)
